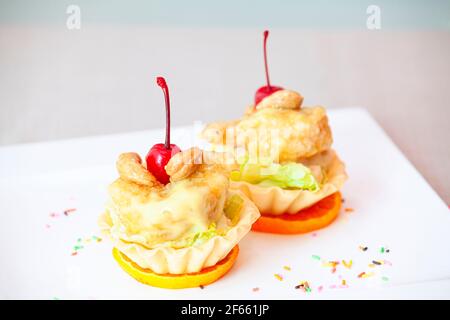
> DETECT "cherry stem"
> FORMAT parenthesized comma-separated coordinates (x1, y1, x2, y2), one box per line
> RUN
(156, 76, 171, 149)
(263, 30, 271, 89)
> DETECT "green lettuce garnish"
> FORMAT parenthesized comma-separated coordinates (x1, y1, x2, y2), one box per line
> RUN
(224, 194, 244, 225)
(230, 158, 319, 191)
(187, 223, 219, 247)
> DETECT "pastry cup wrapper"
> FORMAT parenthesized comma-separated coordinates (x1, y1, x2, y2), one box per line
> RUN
(99, 190, 260, 275)
(230, 150, 347, 215)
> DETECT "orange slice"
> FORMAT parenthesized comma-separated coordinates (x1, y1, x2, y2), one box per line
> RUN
(251, 192, 342, 234)
(112, 245, 239, 289)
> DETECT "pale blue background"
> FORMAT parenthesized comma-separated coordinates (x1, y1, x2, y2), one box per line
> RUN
(1, 0, 449, 29)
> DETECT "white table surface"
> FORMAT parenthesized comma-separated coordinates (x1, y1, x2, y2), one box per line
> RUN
(1, 108, 449, 299)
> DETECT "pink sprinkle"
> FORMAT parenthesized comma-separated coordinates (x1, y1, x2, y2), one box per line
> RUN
(331, 267, 337, 274)
(317, 286, 323, 292)
(49, 212, 59, 218)
(339, 284, 349, 289)
(45, 224, 51, 229)
(383, 260, 393, 266)
(64, 208, 77, 216)
(252, 287, 260, 292)
(329, 285, 337, 289)
(312, 233, 318, 237)
(71, 252, 77, 256)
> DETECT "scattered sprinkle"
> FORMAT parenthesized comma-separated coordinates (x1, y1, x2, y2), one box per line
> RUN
(342, 260, 353, 269)
(329, 284, 337, 289)
(372, 260, 382, 265)
(199, 285, 205, 289)
(322, 261, 339, 268)
(341, 198, 346, 203)
(382, 276, 389, 282)
(274, 274, 283, 281)
(359, 245, 368, 252)
(342, 279, 347, 286)
(283, 266, 291, 271)
(383, 260, 392, 266)
(344, 208, 354, 213)
(252, 287, 260, 292)
(317, 285, 323, 292)
(368, 264, 376, 268)
(312, 232, 318, 237)
(358, 272, 374, 279)
(380, 247, 385, 253)
(312, 255, 321, 261)
(63, 208, 77, 216)
(295, 281, 311, 293)
(45, 224, 51, 229)
(70, 235, 102, 256)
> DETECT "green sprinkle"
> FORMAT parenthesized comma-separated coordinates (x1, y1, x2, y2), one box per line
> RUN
(77, 238, 82, 242)
(73, 245, 84, 250)
(380, 247, 385, 253)
(305, 287, 312, 293)
(382, 276, 389, 281)
(312, 255, 321, 261)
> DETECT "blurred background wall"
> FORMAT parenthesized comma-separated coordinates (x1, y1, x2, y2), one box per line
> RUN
(0, 0, 449, 202)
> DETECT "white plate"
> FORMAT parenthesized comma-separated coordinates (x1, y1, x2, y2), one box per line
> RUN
(0, 108, 449, 299)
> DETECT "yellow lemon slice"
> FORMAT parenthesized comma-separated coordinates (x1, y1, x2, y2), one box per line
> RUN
(113, 245, 239, 289)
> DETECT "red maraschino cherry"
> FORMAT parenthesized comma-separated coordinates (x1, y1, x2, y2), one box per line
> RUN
(254, 30, 283, 106)
(146, 76, 181, 184)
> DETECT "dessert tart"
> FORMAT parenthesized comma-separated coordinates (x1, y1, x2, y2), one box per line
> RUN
(201, 31, 347, 234)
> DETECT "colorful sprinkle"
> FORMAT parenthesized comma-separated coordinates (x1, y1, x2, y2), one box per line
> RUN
(359, 246, 368, 252)
(70, 235, 102, 256)
(372, 260, 382, 265)
(382, 276, 389, 282)
(295, 281, 311, 293)
(358, 272, 374, 279)
(312, 255, 321, 261)
(383, 260, 393, 266)
(312, 232, 318, 237)
(252, 287, 260, 292)
(274, 274, 283, 281)
(317, 285, 323, 292)
(342, 260, 353, 269)
(199, 285, 205, 289)
(283, 266, 291, 271)
(322, 261, 339, 268)
(344, 208, 354, 213)
(63, 208, 77, 216)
